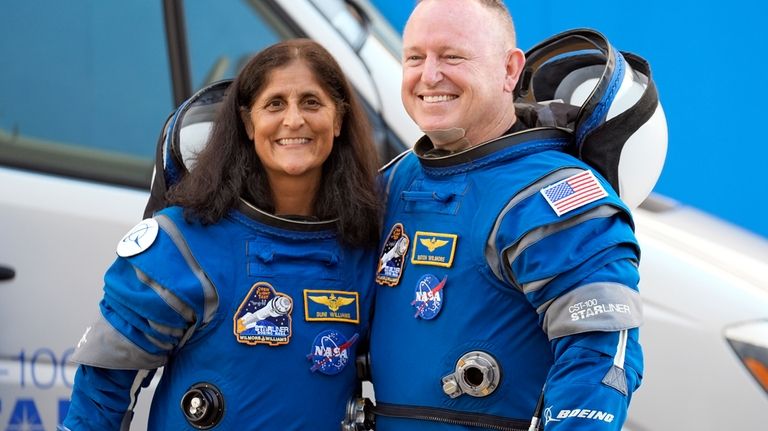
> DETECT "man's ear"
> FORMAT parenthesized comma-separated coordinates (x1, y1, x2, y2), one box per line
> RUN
(503, 48, 526, 93)
(240, 108, 254, 140)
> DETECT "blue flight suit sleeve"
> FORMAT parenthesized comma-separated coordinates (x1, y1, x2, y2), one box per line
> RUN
(61, 366, 155, 431)
(545, 329, 643, 429)
(69, 217, 207, 369)
(495, 170, 644, 430)
(63, 214, 210, 429)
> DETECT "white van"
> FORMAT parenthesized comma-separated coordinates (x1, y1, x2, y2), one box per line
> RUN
(1, 1, 766, 430)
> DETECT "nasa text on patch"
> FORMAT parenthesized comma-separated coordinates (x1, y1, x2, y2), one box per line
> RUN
(411, 231, 458, 268)
(303, 290, 359, 324)
(307, 330, 358, 375)
(412, 274, 446, 320)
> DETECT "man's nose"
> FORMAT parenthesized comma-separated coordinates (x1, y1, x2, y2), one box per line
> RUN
(421, 56, 443, 85)
(282, 103, 305, 128)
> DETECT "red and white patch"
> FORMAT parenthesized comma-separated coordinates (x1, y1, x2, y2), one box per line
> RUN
(541, 170, 607, 216)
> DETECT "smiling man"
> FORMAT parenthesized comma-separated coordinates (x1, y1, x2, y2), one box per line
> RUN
(367, 1, 645, 430)
(400, 0, 523, 152)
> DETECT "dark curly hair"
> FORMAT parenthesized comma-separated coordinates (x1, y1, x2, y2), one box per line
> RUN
(167, 39, 381, 247)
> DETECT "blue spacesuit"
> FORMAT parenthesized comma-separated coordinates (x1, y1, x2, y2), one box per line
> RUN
(63, 202, 375, 430)
(369, 122, 644, 430)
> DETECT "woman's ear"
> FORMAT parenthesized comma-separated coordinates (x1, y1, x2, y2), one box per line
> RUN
(333, 108, 343, 138)
(240, 108, 255, 140)
(333, 113, 342, 138)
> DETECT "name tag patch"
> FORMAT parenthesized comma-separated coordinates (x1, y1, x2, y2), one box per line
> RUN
(411, 231, 457, 267)
(304, 290, 360, 324)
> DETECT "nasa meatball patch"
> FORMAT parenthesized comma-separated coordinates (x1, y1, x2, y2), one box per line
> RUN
(307, 330, 358, 375)
(411, 274, 446, 319)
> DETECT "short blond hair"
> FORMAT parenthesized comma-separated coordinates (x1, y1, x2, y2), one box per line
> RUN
(415, 0, 517, 47)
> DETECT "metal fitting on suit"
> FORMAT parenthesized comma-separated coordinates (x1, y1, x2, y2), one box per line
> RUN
(180, 382, 225, 429)
(341, 397, 375, 431)
(442, 351, 501, 398)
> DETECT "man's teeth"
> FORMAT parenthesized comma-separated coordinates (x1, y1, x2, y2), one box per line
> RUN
(422, 95, 456, 103)
(277, 138, 310, 145)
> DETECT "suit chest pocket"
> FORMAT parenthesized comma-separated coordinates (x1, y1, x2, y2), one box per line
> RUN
(401, 176, 469, 215)
(247, 238, 341, 281)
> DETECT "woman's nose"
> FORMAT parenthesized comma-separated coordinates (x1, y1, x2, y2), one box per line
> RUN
(282, 103, 305, 128)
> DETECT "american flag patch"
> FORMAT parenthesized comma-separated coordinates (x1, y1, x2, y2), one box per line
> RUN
(540, 170, 608, 216)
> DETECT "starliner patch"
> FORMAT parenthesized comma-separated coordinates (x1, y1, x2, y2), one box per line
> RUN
(116, 218, 159, 257)
(376, 223, 410, 286)
(234, 282, 293, 346)
(304, 290, 359, 324)
(569, 299, 632, 321)
(307, 330, 358, 375)
(540, 170, 607, 216)
(411, 231, 457, 267)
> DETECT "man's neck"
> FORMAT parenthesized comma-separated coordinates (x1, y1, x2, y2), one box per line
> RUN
(422, 117, 523, 156)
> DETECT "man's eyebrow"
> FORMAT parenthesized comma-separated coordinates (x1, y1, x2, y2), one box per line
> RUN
(403, 44, 463, 53)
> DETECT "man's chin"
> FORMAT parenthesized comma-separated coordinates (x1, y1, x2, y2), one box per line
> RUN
(416, 119, 456, 133)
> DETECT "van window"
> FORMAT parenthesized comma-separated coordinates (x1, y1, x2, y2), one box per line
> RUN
(183, 0, 286, 90)
(0, 1, 172, 188)
(181, 0, 404, 162)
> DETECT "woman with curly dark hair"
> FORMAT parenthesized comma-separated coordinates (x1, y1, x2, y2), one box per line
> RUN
(62, 39, 381, 430)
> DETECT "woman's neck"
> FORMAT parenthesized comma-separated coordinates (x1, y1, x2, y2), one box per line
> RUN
(268, 174, 321, 217)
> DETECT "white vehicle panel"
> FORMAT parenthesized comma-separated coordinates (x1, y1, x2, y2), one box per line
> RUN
(358, 35, 422, 145)
(626, 204, 768, 430)
(275, 0, 380, 110)
(0, 167, 151, 429)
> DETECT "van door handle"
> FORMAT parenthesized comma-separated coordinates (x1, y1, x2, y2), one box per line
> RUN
(0, 265, 15, 281)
